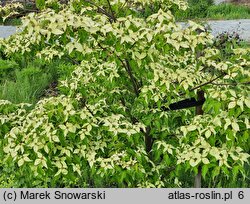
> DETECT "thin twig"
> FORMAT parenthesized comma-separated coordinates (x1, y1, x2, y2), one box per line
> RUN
(189, 74, 225, 92)
(125, 59, 140, 97)
(106, 0, 116, 22)
(84, 0, 114, 21)
(120, 0, 129, 9)
(211, 82, 250, 86)
(97, 42, 140, 96)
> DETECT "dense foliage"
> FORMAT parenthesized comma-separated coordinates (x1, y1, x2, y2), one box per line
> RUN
(0, 0, 249, 187)
(0, 2, 24, 22)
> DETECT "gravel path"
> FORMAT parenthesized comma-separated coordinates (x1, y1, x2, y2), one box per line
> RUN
(214, 0, 227, 4)
(179, 19, 250, 42)
(0, 26, 17, 39)
(207, 19, 250, 41)
(1, 19, 250, 41)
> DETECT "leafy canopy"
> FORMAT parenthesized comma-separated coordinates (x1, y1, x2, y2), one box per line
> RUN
(0, 0, 249, 187)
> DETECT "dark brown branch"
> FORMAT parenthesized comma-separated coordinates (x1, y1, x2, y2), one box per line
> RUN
(84, 0, 114, 22)
(120, 97, 139, 124)
(125, 59, 140, 97)
(120, 0, 129, 9)
(23, 9, 39, 12)
(161, 72, 235, 112)
(194, 91, 204, 188)
(106, 0, 116, 22)
(211, 82, 250, 86)
(65, 55, 80, 65)
(188, 73, 225, 93)
(236, 111, 246, 119)
(97, 43, 140, 97)
(196, 90, 204, 115)
(4, 9, 39, 19)
(145, 126, 153, 154)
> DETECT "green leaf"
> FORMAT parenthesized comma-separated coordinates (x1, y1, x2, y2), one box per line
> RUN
(34, 159, 41, 166)
(36, 0, 45, 9)
(228, 101, 236, 109)
(212, 166, 220, 180)
(205, 130, 211, 138)
(52, 29, 64, 35)
(135, 52, 147, 60)
(146, 33, 153, 42)
(187, 125, 196, 131)
(213, 117, 222, 127)
(202, 165, 209, 179)
(232, 122, 239, 132)
(52, 136, 60, 143)
(18, 159, 24, 167)
(190, 158, 199, 167)
(125, 20, 131, 28)
(232, 166, 239, 181)
(202, 158, 209, 164)
(245, 98, 250, 108)
(221, 166, 230, 177)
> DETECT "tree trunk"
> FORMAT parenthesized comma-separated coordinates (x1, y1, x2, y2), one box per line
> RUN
(194, 90, 204, 188)
(194, 166, 202, 188)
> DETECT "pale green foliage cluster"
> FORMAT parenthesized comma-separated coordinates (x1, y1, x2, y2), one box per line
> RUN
(0, 2, 23, 22)
(0, 0, 249, 187)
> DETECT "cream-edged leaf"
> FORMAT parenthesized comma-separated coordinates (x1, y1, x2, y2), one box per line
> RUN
(18, 159, 24, 167)
(202, 158, 210, 164)
(228, 101, 236, 109)
(52, 29, 64, 35)
(232, 122, 239, 132)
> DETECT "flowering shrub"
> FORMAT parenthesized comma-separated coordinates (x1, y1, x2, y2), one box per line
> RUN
(0, 0, 249, 187)
(0, 2, 24, 22)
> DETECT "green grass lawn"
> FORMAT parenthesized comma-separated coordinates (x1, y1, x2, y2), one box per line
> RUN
(206, 3, 250, 20)
(0, 56, 76, 104)
(174, 1, 250, 21)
